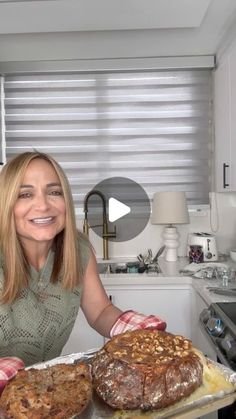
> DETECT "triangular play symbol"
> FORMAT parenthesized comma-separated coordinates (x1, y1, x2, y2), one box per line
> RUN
(108, 197, 131, 222)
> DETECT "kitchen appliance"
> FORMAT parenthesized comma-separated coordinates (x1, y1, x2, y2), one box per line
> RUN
(200, 302, 236, 370)
(199, 302, 236, 418)
(188, 232, 218, 262)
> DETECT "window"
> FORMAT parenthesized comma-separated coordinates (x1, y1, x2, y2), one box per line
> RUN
(0, 69, 213, 213)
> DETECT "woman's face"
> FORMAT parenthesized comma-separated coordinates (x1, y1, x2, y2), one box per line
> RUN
(14, 158, 66, 248)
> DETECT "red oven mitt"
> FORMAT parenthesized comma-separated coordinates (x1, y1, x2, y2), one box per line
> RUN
(110, 310, 167, 338)
(0, 357, 25, 395)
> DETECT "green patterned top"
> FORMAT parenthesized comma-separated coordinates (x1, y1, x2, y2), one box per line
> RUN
(0, 237, 91, 366)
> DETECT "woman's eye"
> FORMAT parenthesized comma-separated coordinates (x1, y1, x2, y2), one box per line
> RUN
(49, 190, 63, 196)
(18, 192, 32, 199)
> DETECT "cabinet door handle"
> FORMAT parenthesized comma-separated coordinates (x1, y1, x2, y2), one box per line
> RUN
(223, 163, 229, 188)
(109, 295, 113, 302)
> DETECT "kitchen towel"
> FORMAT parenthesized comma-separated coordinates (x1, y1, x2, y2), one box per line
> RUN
(0, 357, 25, 394)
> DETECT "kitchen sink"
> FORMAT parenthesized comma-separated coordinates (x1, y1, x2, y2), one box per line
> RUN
(97, 262, 113, 274)
(97, 262, 131, 274)
(97, 261, 161, 274)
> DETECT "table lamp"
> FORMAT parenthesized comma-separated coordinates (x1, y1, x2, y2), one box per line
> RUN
(151, 191, 189, 262)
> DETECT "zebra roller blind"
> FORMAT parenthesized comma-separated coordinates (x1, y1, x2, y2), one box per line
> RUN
(2, 69, 213, 212)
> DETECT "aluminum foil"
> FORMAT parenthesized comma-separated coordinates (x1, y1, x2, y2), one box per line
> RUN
(27, 351, 236, 419)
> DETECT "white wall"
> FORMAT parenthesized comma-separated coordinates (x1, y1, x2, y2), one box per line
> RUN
(0, 0, 235, 63)
(76, 192, 236, 260)
(0, 29, 225, 63)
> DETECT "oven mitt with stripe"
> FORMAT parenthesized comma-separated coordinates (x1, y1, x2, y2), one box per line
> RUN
(110, 310, 167, 337)
(0, 357, 25, 394)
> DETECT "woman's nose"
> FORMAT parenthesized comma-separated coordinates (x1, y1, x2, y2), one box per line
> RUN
(34, 193, 49, 210)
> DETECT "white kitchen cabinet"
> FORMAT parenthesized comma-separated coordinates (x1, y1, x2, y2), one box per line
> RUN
(105, 284, 192, 338)
(61, 309, 103, 355)
(215, 42, 236, 191)
(62, 281, 192, 355)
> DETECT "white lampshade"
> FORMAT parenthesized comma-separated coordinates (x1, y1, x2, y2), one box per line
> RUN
(151, 191, 189, 225)
(151, 191, 189, 262)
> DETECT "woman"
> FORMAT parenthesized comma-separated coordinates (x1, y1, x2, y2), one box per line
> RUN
(0, 152, 166, 385)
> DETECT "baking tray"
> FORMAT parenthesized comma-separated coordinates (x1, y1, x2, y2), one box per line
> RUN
(23, 350, 236, 418)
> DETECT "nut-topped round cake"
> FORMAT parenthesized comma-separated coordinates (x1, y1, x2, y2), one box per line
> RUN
(92, 328, 204, 411)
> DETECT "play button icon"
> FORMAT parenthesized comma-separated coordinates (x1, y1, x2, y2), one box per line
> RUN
(108, 198, 131, 222)
(84, 176, 150, 242)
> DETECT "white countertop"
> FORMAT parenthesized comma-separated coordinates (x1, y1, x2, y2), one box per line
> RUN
(99, 257, 236, 306)
(192, 277, 236, 305)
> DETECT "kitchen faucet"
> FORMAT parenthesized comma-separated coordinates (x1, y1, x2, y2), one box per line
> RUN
(83, 190, 116, 260)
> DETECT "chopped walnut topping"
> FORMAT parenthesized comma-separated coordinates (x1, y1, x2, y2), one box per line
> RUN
(107, 329, 196, 365)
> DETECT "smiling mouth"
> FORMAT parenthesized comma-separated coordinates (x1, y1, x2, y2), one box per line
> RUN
(30, 217, 54, 224)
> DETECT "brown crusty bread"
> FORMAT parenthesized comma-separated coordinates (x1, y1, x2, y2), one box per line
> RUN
(0, 362, 92, 419)
(92, 328, 203, 411)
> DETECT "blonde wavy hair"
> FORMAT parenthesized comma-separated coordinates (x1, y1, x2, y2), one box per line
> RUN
(0, 152, 85, 304)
